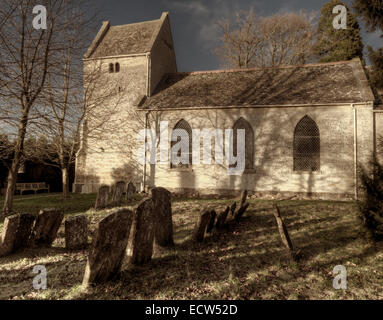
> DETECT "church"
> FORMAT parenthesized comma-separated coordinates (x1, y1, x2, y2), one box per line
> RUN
(74, 12, 382, 200)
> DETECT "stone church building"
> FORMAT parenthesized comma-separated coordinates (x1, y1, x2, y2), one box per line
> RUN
(74, 12, 382, 200)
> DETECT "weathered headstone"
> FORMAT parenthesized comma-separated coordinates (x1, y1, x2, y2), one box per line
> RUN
(215, 206, 230, 229)
(230, 202, 237, 218)
(235, 203, 250, 222)
(193, 210, 211, 242)
(130, 198, 155, 265)
(273, 205, 296, 259)
(0, 214, 19, 257)
(239, 190, 248, 208)
(206, 210, 217, 234)
(30, 208, 64, 247)
(112, 181, 126, 205)
(13, 213, 36, 251)
(95, 185, 109, 210)
(126, 181, 136, 201)
(65, 215, 89, 250)
(150, 187, 174, 247)
(83, 208, 133, 287)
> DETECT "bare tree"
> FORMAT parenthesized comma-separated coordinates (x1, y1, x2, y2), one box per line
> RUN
(0, 0, 82, 215)
(216, 9, 317, 69)
(25, 13, 123, 199)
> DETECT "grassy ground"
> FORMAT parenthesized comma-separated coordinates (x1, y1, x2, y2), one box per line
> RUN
(0, 194, 382, 300)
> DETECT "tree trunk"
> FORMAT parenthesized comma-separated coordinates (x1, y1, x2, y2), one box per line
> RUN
(2, 114, 28, 216)
(62, 167, 70, 199)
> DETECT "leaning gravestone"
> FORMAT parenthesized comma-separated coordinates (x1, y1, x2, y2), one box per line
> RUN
(0, 214, 19, 257)
(235, 203, 250, 222)
(126, 181, 136, 201)
(193, 210, 211, 242)
(130, 198, 155, 265)
(272, 205, 299, 260)
(82, 208, 133, 287)
(150, 187, 174, 247)
(95, 185, 109, 210)
(65, 215, 89, 250)
(112, 181, 126, 205)
(13, 213, 36, 251)
(206, 210, 217, 234)
(239, 190, 248, 208)
(30, 208, 64, 247)
(230, 202, 237, 218)
(215, 206, 230, 229)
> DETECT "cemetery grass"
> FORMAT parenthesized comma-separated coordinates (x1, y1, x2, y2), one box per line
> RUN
(1, 196, 383, 300)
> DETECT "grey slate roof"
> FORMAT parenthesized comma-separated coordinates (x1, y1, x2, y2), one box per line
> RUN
(89, 20, 160, 58)
(141, 58, 375, 109)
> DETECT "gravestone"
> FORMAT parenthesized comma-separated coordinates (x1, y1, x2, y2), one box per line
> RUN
(30, 208, 64, 247)
(193, 210, 211, 242)
(130, 198, 155, 265)
(273, 205, 297, 259)
(82, 208, 133, 287)
(14, 213, 36, 251)
(215, 206, 230, 229)
(126, 181, 136, 201)
(206, 210, 217, 234)
(0, 214, 19, 257)
(65, 215, 89, 250)
(150, 187, 174, 247)
(112, 181, 126, 205)
(235, 203, 250, 222)
(95, 185, 109, 210)
(230, 202, 237, 218)
(239, 190, 248, 208)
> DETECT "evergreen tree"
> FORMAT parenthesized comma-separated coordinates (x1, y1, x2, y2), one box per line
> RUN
(354, 0, 383, 36)
(354, 0, 383, 91)
(358, 156, 383, 241)
(368, 47, 383, 90)
(314, 0, 364, 62)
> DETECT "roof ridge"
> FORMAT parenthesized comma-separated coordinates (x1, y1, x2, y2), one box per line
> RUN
(109, 19, 160, 29)
(171, 59, 357, 76)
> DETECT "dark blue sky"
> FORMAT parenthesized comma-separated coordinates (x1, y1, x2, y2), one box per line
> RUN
(91, 0, 382, 71)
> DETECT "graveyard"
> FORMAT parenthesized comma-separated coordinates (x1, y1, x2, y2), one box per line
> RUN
(0, 189, 383, 300)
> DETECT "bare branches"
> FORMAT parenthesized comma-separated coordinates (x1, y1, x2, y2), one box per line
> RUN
(216, 9, 317, 69)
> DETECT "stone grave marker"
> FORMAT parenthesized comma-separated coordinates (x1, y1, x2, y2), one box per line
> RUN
(0, 215, 19, 257)
(150, 187, 174, 247)
(112, 181, 126, 205)
(95, 185, 109, 210)
(65, 214, 89, 250)
(193, 210, 211, 242)
(130, 198, 155, 265)
(82, 208, 133, 287)
(30, 208, 64, 247)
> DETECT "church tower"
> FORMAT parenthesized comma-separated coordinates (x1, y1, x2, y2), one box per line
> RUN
(74, 12, 177, 193)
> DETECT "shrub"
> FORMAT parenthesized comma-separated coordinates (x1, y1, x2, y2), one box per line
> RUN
(358, 157, 383, 240)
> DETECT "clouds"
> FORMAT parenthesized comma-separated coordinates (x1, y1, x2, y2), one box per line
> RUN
(162, 0, 260, 51)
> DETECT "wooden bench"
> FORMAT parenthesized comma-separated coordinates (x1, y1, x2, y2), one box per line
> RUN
(15, 182, 50, 195)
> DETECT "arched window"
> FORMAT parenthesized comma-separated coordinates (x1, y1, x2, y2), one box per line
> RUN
(293, 115, 320, 172)
(232, 117, 254, 170)
(171, 119, 192, 168)
(109, 63, 114, 73)
(115, 63, 120, 73)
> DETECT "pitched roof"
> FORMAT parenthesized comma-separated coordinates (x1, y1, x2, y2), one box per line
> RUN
(141, 58, 375, 109)
(84, 14, 170, 59)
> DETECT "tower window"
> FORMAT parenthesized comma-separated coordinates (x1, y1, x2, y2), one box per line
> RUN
(115, 63, 120, 73)
(109, 63, 114, 73)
